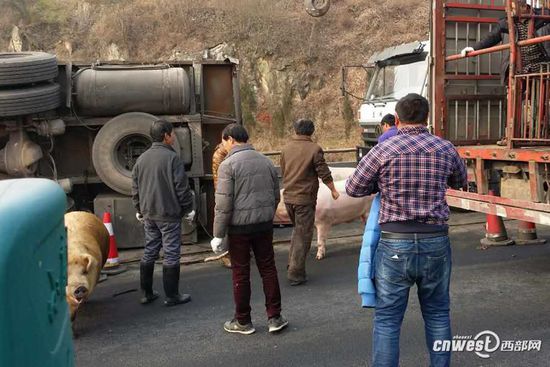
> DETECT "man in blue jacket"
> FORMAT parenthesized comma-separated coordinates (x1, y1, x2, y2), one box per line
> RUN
(346, 94, 467, 367)
(378, 114, 398, 144)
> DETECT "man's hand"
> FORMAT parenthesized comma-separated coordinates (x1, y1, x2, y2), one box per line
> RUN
(136, 212, 144, 223)
(210, 237, 226, 254)
(184, 210, 196, 222)
(325, 181, 340, 200)
(460, 47, 474, 57)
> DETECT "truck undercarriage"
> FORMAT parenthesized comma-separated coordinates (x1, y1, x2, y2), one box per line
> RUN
(0, 57, 241, 248)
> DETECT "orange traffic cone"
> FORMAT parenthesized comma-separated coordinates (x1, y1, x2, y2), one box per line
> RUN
(480, 191, 515, 247)
(102, 212, 127, 275)
(516, 221, 546, 245)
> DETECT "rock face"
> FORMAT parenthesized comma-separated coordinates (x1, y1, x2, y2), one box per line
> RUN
(105, 43, 126, 61)
(8, 26, 22, 52)
(203, 42, 238, 64)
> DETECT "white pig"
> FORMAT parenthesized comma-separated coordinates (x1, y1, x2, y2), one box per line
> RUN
(326, 166, 356, 182)
(275, 180, 372, 260)
(314, 181, 372, 259)
(65, 211, 109, 321)
(273, 166, 357, 225)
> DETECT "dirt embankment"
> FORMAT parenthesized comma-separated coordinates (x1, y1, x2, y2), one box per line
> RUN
(0, 0, 429, 152)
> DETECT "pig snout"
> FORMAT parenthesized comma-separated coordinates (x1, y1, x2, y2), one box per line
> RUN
(74, 286, 88, 301)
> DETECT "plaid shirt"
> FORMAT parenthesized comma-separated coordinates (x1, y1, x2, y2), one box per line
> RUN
(345, 126, 467, 225)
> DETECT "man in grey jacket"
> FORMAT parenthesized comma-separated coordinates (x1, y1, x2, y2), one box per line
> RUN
(132, 120, 195, 307)
(210, 124, 288, 335)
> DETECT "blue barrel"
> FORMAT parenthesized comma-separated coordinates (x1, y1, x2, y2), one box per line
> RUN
(0, 179, 74, 366)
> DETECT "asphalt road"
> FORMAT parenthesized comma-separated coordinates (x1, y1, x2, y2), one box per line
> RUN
(74, 216, 550, 367)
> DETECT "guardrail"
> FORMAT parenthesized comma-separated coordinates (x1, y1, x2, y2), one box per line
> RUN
(262, 147, 357, 157)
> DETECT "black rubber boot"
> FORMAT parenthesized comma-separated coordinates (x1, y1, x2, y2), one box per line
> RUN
(163, 264, 191, 307)
(140, 262, 159, 304)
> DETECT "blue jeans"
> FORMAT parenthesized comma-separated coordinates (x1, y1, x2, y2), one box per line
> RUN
(142, 220, 181, 266)
(373, 236, 452, 367)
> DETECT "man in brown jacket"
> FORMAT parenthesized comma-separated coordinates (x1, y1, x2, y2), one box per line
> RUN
(281, 119, 339, 285)
(211, 142, 232, 268)
(212, 143, 228, 190)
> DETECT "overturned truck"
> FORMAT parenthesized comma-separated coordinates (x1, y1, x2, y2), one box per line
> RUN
(0, 53, 241, 247)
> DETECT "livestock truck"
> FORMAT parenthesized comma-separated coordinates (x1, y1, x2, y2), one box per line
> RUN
(346, 0, 550, 235)
(0, 55, 241, 247)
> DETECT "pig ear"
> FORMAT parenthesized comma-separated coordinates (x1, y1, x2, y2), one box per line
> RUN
(82, 254, 94, 273)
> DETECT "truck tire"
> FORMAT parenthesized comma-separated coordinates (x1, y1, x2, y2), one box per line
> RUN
(0, 83, 61, 117)
(92, 112, 181, 196)
(304, 0, 330, 17)
(0, 52, 58, 86)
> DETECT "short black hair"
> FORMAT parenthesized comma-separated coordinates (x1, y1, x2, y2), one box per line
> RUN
(395, 93, 429, 125)
(293, 119, 315, 136)
(380, 114, 395, 127)
(222, 123, 249, 143)
(150, 120, 173, 142)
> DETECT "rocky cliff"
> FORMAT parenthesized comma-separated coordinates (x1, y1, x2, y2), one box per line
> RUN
(0, 0, 429, 151)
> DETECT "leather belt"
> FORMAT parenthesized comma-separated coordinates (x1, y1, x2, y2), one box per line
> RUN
(380, 231, 448, 240)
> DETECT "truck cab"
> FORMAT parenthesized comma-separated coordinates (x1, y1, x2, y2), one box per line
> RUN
(358, 41, 430, 148)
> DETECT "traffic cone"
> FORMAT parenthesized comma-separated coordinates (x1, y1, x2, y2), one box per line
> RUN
(102, 212, 127, 275)
(515, 221, 546, 245)
(480, 191, 515, 247)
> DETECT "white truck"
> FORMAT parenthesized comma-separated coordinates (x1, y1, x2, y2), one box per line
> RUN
(354, 40, 430, 149)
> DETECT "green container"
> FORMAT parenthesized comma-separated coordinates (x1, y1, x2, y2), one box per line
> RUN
(0, 179, 74, 367)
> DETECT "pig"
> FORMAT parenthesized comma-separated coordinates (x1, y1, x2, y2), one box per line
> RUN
(326, 166, 356, 182)
(275, 179, 372, 260)
(314, 181, 372, 259)
(65, 211, 109, 321)
(273, 166, 357, 226)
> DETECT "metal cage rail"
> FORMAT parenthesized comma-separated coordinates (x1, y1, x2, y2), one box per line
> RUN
(435, 0, 550, 225)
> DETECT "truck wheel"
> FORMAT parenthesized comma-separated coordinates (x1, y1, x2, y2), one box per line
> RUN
(0, 52, 58, 86)
(305, 0, 330, 17)
(92, 112, 181, 196)
(0, 83, 61, 117)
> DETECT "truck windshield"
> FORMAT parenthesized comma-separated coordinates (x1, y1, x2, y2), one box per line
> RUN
(368, 58, 427, 101)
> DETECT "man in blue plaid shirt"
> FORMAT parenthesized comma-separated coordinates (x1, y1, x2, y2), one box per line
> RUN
(346, 93, 467, 367)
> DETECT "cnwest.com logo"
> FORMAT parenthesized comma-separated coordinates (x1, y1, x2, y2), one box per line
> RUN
(433, 330, 542, 359)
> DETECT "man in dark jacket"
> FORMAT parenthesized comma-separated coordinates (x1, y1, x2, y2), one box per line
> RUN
(210, 124, 288, 335)
(461, 0, 550, 82)
(132, 120, 195, 307)
(280, 119, 339, 285)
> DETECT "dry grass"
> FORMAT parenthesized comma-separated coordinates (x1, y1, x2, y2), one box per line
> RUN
(0, 0, 429, 151)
